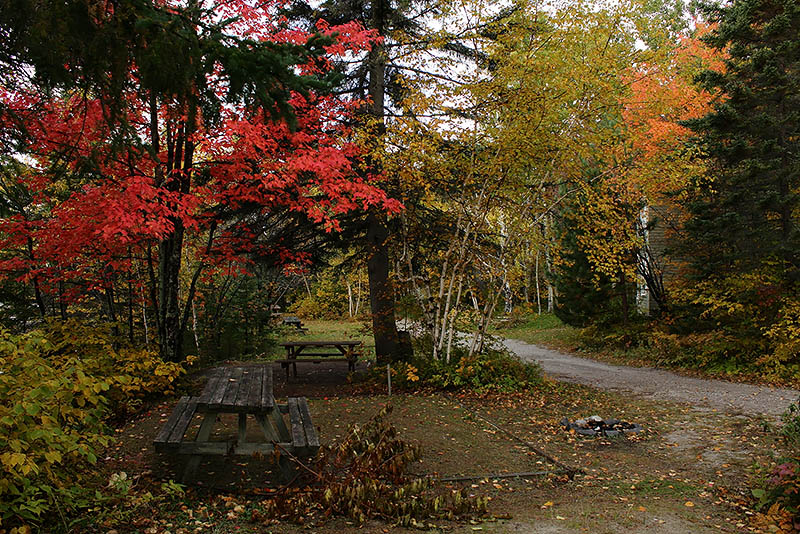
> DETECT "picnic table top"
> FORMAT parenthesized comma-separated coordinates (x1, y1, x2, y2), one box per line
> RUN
(195, 366, 274, 413)
(278, 340, 362, 347)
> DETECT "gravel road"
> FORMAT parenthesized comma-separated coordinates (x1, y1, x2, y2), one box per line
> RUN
(503, 338, 799, 416)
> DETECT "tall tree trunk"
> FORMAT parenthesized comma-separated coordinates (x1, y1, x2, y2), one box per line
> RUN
(58, 280, 66, 320)
(157, 104, 195, 362)
(367, 212, 398, 363)
(26, 236, 46, 319)
(158, 226, 185, 362)
(366, 0, 399, 364)
(127, 248, 135, 344)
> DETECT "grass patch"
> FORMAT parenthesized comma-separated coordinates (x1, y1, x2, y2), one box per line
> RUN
(255, 319, 376, 361)
(493, 313, 580, 349)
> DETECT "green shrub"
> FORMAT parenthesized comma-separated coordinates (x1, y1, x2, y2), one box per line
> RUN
(751, 456, 800, 532)
(780, 396, 800, 450)
(0, 329, 110, 526)
(39, 319, 189, 412)
(381, 338, 543, 393)
(289, 271, 363, 320)
(0, 322, 191, 529)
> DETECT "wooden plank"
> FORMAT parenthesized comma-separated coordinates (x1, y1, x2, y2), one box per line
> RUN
(255, 414, 280, 441)
(154, 396, 191, 444)
(195, 413, 217, 442)
(197, 370, 223, 406)
(278, 340, 361, 347)
(271, 406, 291, 440)
(273, 358, 350, 364)
(238, 413, 247, 443)
(281, 351, 344, 357)
(175, 441, 289, 456)
(182, 412, 218, 478)
(220, 367, 244, 408)
(246, 366, 264, 410)
(296, 397, 320, 451)
(260, 367, 274, 410)
(287, 398, 307, 450)
(166, 398, 198, 445)
(207, 367, 232, 410)
(234, 367, 255, 408)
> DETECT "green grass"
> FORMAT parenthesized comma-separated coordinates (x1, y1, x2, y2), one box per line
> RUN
(494, 313, 580, 348)
(266, 318, 376, 360)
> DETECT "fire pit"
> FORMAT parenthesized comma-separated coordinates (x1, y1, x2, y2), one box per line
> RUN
(561, 415, 642, 437)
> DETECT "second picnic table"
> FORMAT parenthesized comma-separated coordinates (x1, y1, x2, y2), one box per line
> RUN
(277, 340, 362, 378)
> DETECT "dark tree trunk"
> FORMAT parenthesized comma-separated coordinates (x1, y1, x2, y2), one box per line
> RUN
(26, 236, 46, 319)
(367, 212, 399, 363)
(366, 0, 400, 364)
(156, 105, 195, 362)
(158, 216, 186, 362)
(58, 280, 66, 320)
(127, 250, 135, 345)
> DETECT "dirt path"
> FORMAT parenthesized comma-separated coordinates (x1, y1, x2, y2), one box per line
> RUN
(503, 337, 799, 416)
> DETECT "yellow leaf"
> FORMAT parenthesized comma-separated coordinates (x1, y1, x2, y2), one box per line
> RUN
(541, 501, 554, 508)
(44, 450, 62, 463)
(684, 501, 695, 507)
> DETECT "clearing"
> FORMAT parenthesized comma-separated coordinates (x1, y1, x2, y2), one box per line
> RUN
(99, 337, 797, 534)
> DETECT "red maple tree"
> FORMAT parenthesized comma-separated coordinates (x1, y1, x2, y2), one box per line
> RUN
(0, 0, 400, 360)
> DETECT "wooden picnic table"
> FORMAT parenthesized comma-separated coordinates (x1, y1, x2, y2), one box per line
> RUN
(282, 315, 308, 333)
(277, 340, 362, 378)
(153, 366, 319, 480)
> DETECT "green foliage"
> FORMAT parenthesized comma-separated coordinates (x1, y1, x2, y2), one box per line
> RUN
(289, 265, 368, 321)
(553, 186, 639, 328)
(685, 0, 800, 281)
(0, 328, 110, 526)
(38, 319, 189, 413)
(780, 396, 800, 450)
(751, 456, 800, 530)
(380, 340, 543, 393)
(290, 276, 350, 320)
(251, 406, 487, 526)
(674, 0, 800, 382)
(0, 322, 191, 528)
(660, 270, 800, 381)
(1, 0, 337, 140)
(748, 396, 800, 530)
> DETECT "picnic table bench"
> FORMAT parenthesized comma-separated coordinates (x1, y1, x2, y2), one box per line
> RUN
(282, 315, 308, 333)
(153, 366, 319, 481)
(277, 340, 362, 378)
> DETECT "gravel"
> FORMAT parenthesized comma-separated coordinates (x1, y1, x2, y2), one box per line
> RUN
(503, 337, 799, 417)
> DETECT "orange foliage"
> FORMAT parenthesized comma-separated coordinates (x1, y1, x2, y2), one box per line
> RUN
(621, 23, 726, 194)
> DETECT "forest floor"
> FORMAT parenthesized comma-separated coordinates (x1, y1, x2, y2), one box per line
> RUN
(97, 338, 798, 534)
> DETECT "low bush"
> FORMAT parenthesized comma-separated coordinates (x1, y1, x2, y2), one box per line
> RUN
(750, 398, 800, 533)
(780, 396, 800, 452)
(379, 337, 543, 393)
(752, 456, 800, 533)
(0, 321, 192, 529)
(251, 406, 487, 526)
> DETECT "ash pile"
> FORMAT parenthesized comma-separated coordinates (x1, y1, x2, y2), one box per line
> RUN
(561, 415, 643, 437)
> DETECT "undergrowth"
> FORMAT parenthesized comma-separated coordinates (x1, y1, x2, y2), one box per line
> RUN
(0, 320, 192, 531)
(371, 336, 543, 393)
(90, 407, 489, 532)
(251, 405, 487, 527)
